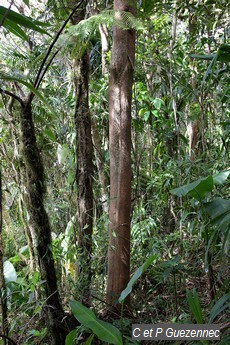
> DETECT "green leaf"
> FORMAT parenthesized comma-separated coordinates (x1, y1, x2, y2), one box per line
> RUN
(65, 329, 77, 345)
(219, 44, 230, 53)
(170, 176, 213, 200)
(204, 198, 230, 231)
(202, 44, 230, 82)
(43, 129, 56, 142)
(153, 98, 164, 110)
(187, 289, 204, 324)
(213, 170, 230, 185)
(4, 18, 28, 41)
(190, 54, 215, 60)
(143, 110, 150, 121)
(84, 334, 95, 345)
(19, 245, 29, 256)
(4, 260, 17, 282)
(209, 294, 230, 323)
(218, 333, 230, 345)
(0, 73, 56, 114)
(22, 0, 30, 6)
(0, 6, 50, 35)
(70, 300, 123, 345)
(139, 0, 156, 17)
(119, 253, 158, 303)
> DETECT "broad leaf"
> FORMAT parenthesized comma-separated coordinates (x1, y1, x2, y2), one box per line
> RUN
(43, 129, 56, 142)
(213, 170, 230, 185)
(4, 260, 17, 282)
(153, 98, 164, 110)
(65, 329, 77, 345)
(119, 253, 158, 303)
(204, 198, 230, 229)
(170, 176, 213, 200)
(70, 300, 123, 345)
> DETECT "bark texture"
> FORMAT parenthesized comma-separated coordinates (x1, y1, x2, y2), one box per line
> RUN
(72, 6, 94, 304)
(107, 0, 135, 311)
(20, 100, 67, 345)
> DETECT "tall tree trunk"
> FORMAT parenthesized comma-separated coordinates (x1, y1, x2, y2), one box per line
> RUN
(0, 169, 9, 343)
(106, 0, 136, 312)
(71, 4, 94, 305)
(20, 99, 67, 345)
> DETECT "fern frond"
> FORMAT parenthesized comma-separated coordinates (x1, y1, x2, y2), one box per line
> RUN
(58, 9, 142, 57)
(68, 9, 142, 39)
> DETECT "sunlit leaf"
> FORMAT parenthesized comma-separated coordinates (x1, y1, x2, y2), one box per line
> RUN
(4, 260, 17, 282)
(213, 170, 230, 185)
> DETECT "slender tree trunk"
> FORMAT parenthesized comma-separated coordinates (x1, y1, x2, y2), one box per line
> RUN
(187, 10, 206, 161)
(106, 0, 136, 312)
(20, 99, 67, 345)
(91, 119, 109, 214)
(0, 169, 9, 344)
(71, 5, 94, 305)
(91, 20, 109, 214)
(99, 23, 109, 76)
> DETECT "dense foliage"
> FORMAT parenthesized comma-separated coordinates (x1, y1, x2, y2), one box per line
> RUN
(0, 0, 229, 344)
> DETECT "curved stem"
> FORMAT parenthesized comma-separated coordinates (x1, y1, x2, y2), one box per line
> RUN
(33, 0, 85, 90)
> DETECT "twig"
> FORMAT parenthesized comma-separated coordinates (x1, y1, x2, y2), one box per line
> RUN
(33, 0, 85, 90)
(34, 48, 60, 90)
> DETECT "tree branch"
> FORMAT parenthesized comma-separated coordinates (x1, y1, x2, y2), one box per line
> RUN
(35, 48, 60, 91)
(0, 88, 24, 105)
(33, 0, 85, 90)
